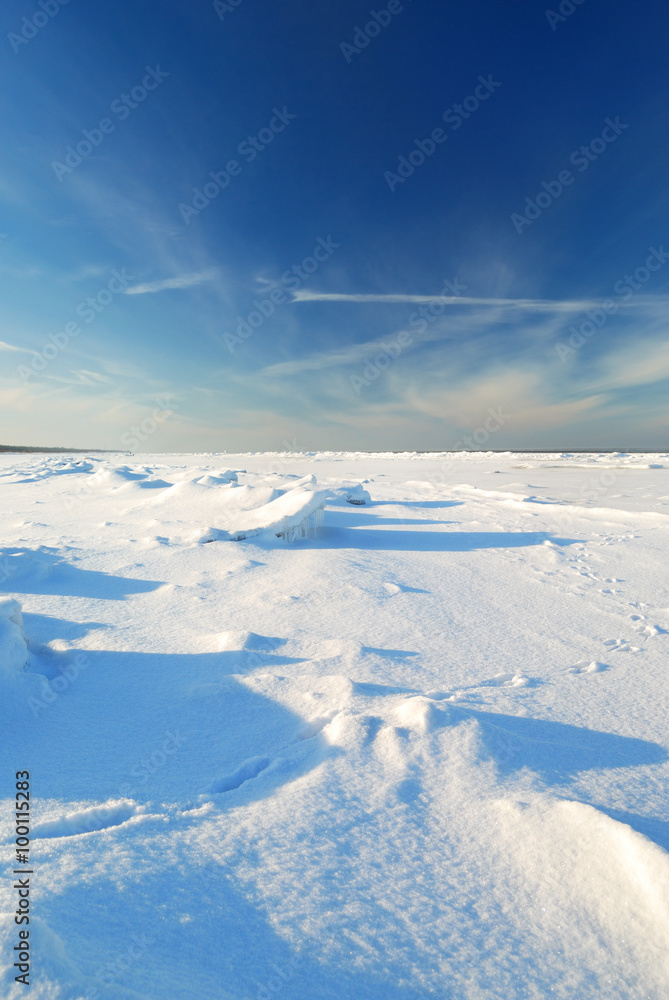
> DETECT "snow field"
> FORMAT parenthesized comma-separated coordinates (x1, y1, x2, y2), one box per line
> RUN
(0, 451, 668, 998)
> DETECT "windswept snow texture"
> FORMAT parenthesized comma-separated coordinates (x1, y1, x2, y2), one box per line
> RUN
(1, 451, 669, 999)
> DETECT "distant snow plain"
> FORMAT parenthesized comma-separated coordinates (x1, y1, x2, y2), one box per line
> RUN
(1, 450, 668, 999)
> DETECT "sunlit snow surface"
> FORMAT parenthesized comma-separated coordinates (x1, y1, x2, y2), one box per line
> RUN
(1, 451, 669, 999)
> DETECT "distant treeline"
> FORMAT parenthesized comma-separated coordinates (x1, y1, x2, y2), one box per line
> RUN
(0, 445, 109, 453)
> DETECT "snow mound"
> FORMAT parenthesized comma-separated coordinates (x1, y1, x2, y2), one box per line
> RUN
(0, 598, 28, 673)
(284, 473, 317, 490)
(221, 483, 281, 507)
(0, 549, 53, 587)
(118, 477, 173, 491)
(394, 696, 445, 733)
(493, 797, 669, 990)
(88, 465, 153, 490)
(329, 483, 372, 505)
(569, 660, 609, 674)
(148, 481, 279, 512)
(15, 458, 96, 482)
(0, 596, 23, 628)
(217, 630, 287, 651)
(48, 459, 95, 475)
(195, 469, 239, 486)
(201, 487, 329, 542)
(259, 472, 316, 488)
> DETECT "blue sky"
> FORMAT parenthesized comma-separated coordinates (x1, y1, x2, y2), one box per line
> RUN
(1, 0, 668, 451)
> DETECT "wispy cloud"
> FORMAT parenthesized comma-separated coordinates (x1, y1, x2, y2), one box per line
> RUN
(263, 289, 669, 381)
(292, 289, 669, 312)
(291, 290, 598, 310)
(588, 337, 669, 391)
(258, 310, 563, 378)
(125, 270, 218, 296)
(260, 337, 414, 377)
(45, 369, 115, 386)
(61, 264, 111, 283)
(0, 339, 27, 352)
(403, 366, 606, 431)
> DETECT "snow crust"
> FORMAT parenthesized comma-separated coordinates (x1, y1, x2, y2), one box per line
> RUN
(1, 451, 669, 999)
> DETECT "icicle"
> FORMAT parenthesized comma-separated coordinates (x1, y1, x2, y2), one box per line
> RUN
(275, 506, 325, 543)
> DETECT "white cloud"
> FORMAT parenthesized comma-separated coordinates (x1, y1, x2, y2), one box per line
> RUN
(125, 270, 218, 296)
(259, 305, 571, 378)
(260, 337, 414, 377)
(589, 337, 669, 391)
(263, 291, 669, 387)
(292, 290, 604, 311)
(399, 365, 607, 435)
(0, 340, 25, 352)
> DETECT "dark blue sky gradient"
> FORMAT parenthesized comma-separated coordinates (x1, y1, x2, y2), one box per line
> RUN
(1, 0, 668, 449)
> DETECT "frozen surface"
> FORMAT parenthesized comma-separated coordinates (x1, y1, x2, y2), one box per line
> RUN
(1, 451, 669, 999)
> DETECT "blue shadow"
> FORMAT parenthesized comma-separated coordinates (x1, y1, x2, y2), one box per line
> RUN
(1, 546, 163, 599)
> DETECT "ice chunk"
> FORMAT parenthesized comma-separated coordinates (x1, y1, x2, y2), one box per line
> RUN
(328, 483, 372, 506)
(0, 597, 23, 628)
(0, 598, 28, 673)
(201, 487, 329, 542)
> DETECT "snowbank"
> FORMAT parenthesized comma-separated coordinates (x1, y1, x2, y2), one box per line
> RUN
(201, 486, 330, 542)
(0, 598, 28, 673)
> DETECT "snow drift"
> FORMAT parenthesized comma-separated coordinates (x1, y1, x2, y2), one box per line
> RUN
(201, 486, 330, 542)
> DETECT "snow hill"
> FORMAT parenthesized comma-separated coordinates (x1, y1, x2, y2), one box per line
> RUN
(1, 451, 668, 999)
